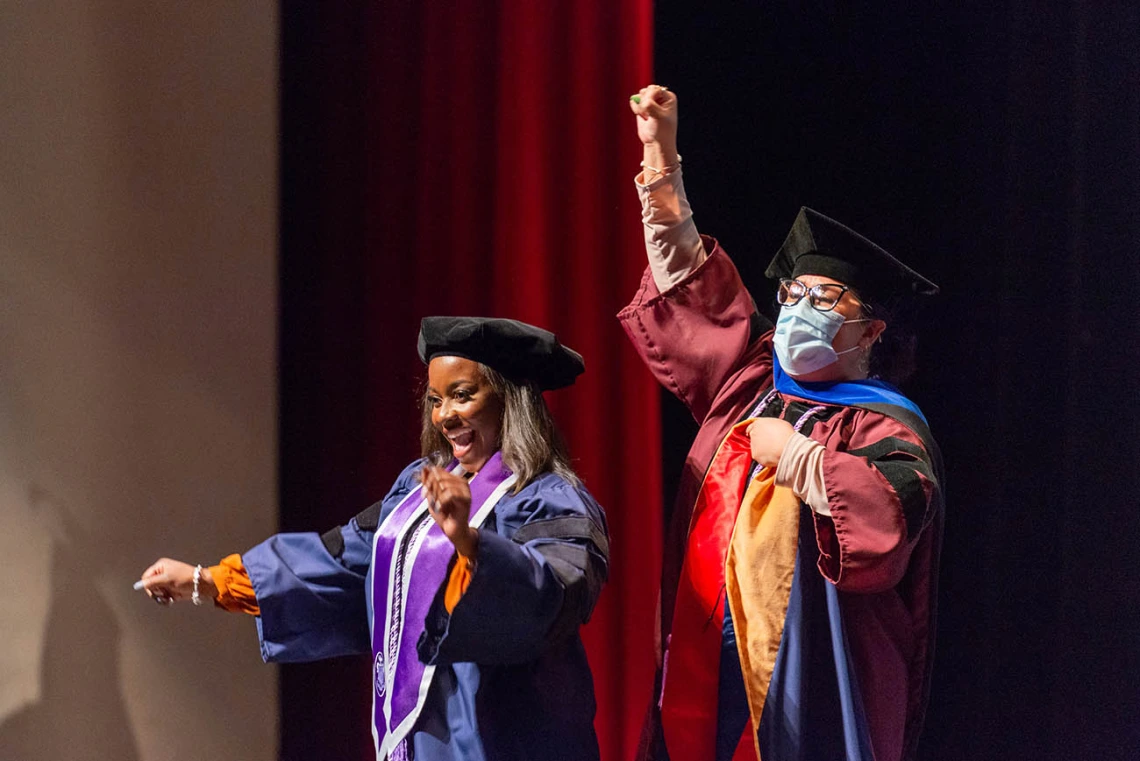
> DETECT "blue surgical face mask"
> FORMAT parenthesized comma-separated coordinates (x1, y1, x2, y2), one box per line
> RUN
(773, 299, 868, 376)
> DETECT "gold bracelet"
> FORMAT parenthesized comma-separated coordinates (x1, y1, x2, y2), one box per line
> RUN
(640, 154, 682, 175)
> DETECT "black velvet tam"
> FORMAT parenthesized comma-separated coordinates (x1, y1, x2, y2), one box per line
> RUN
(417, 316, 585, 391)
(765, 206, 939, 304)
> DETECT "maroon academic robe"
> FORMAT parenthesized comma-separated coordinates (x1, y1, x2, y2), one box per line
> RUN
(619, 238, 942, 761)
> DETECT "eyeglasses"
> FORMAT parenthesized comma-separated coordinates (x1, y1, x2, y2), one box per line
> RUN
(777, 278, 868, 313)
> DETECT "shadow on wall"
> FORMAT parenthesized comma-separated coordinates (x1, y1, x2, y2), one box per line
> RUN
(0, 486, 140, 761)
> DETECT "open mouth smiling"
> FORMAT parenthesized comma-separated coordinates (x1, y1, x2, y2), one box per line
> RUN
(446, 428, 476, 458)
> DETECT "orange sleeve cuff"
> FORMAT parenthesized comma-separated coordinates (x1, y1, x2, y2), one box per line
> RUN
(443, 556, 475, 614)
(213, 552, 469, 616)
(210, 553, 260, 615)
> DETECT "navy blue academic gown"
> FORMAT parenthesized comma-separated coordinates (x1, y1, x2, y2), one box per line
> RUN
(242, 458, 609, 761)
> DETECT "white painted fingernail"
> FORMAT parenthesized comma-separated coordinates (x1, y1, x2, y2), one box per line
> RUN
(133, 580, 145, 591)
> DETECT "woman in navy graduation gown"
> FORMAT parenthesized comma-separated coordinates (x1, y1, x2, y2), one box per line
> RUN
(139, 316, 609, 761)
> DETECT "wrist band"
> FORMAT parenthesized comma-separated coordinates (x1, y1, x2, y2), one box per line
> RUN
(192, 564, 204, 606)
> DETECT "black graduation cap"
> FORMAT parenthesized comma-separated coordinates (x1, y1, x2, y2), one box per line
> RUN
(417, 316, 585, 391)
(765, 207, 939, 304)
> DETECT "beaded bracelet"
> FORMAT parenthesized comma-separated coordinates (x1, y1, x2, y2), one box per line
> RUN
(192, 564, 204, 606)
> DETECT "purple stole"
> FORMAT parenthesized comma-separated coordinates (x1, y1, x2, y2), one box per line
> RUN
(369, 452, 516, 760)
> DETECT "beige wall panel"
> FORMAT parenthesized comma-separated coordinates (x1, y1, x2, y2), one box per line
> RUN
(0, 3, 279, 760)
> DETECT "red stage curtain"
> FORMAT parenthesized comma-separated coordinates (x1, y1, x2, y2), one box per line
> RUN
(280, 3, 658, 760)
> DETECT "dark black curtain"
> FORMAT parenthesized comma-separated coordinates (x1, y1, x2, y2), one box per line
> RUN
(653, 2, 1140, 759)
(278, 5, 379, 760)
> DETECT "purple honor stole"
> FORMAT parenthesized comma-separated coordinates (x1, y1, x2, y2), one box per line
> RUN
(369, 452, 516, 760)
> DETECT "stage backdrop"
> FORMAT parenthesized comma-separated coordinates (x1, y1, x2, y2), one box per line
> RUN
(279, 2, 659, 761)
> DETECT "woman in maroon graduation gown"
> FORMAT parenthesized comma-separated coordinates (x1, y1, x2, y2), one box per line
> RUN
(623, 84, 944, 761)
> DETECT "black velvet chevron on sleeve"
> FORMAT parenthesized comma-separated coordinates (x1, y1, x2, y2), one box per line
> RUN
(846, 437, 936, 538)
(319, 525, 346, 558)
(510, 515, 610, 637)
(352, 500, 386, 531)
(318, 499, 387, 559)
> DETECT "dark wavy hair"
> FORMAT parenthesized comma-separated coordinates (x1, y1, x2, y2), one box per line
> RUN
(858, 294, 920, 387)
(420, 363, 579, 492)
